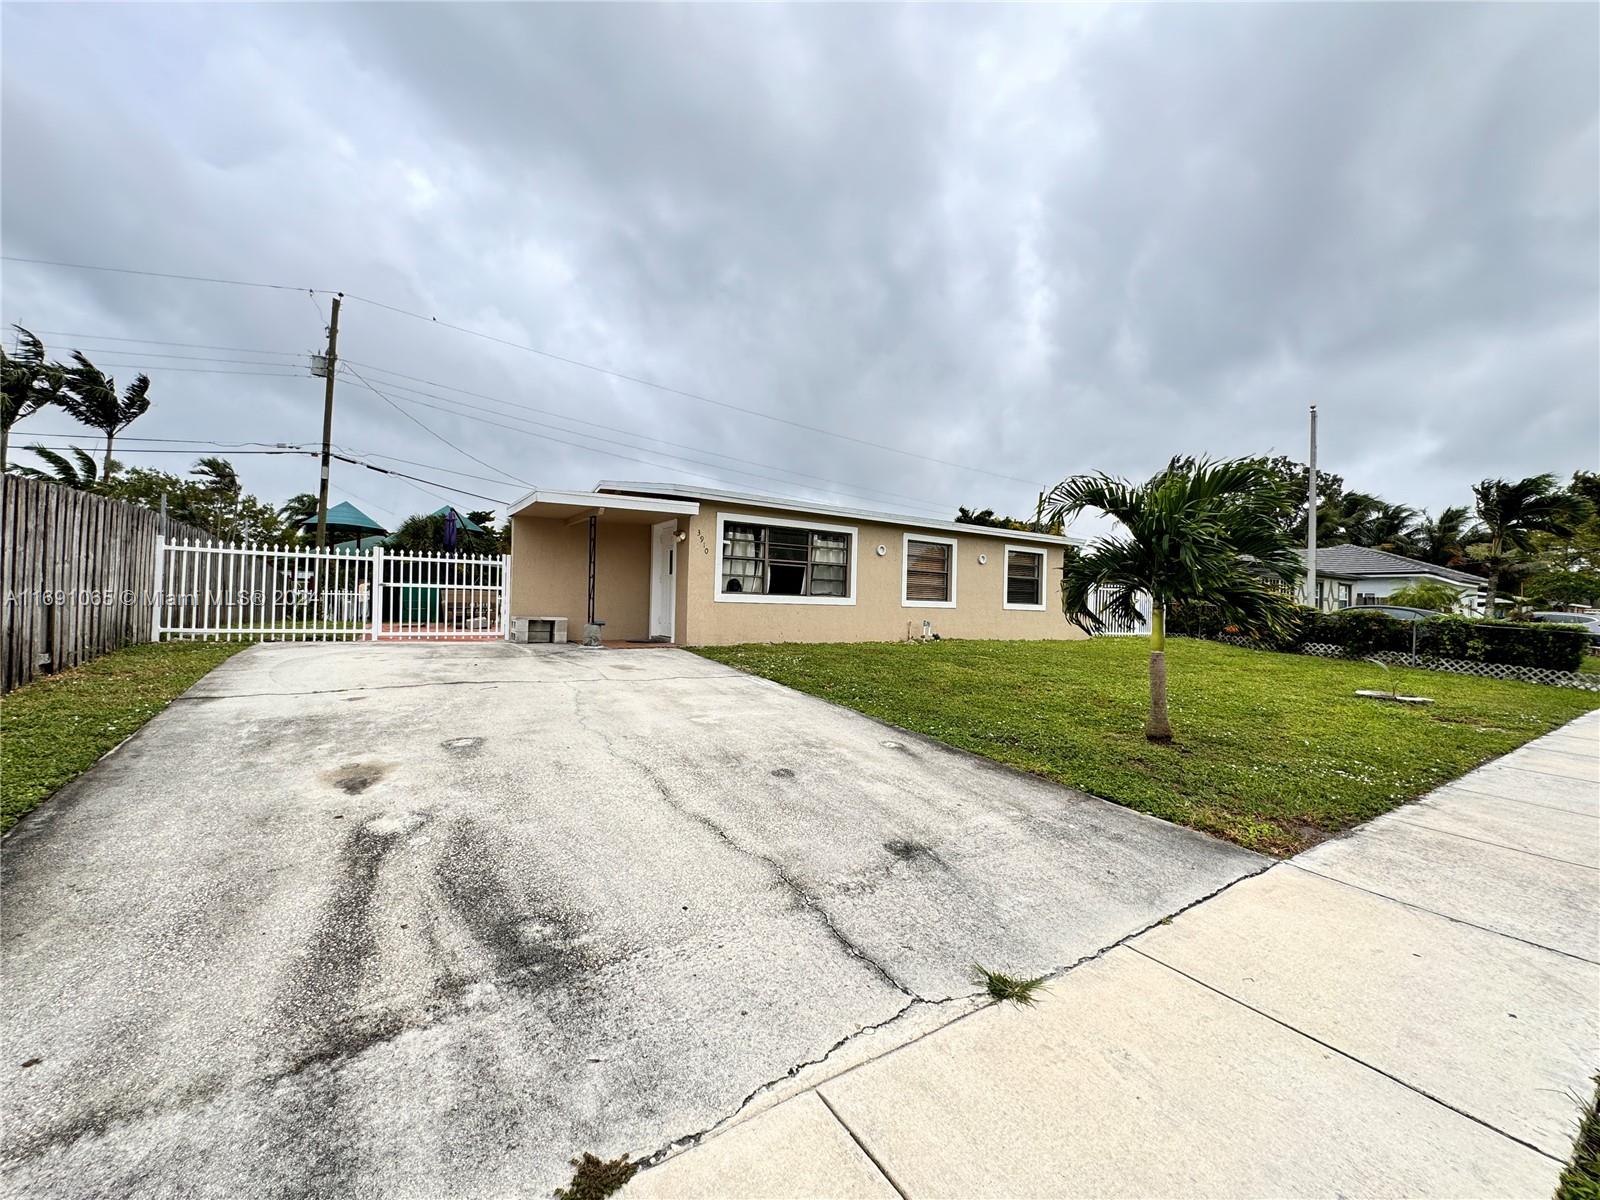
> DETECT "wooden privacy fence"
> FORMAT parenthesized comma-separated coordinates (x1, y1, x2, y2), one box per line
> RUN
(1, 476, 211, 693)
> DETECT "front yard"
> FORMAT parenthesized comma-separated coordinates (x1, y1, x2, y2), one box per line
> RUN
(694, 637, 1600, 856)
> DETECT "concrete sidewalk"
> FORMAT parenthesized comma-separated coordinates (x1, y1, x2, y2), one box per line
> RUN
(626, 710, 1600, 1199)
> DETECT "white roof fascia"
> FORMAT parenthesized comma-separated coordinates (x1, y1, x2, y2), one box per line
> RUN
(593, 480, 1082, 547)
(507, 488, 701, 518)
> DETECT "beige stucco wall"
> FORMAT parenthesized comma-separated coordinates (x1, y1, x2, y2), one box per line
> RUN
(676, 501, 1084, 645)
(509, 514, 654, 641)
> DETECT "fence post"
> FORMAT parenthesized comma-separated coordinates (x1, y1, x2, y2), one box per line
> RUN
(369, 546, 384, 642)
(500, 554, 512, 640)
(150, 535, 167, 642)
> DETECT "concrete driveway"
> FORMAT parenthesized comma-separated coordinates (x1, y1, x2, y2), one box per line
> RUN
(2, 642, 1264, 1198)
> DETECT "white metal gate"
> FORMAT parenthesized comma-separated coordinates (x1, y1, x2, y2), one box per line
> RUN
(1089, 585, 1153, 636)
(153, 540, 508, 643)
(373, 547, 508, 641)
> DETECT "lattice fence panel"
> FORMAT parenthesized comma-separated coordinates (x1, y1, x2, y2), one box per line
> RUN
(1207, 634, 1600, 692)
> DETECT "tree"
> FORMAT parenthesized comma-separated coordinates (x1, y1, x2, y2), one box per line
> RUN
(1, 326, 65, 466)
(10, 444, 109, 490)
(1520, 570, 1600, 610)
(100, 461, 289, 542)
(1386, 580, 1468, 612)
(1046, 457, 1301, 742)
(1470, 475, 1588, 611)
(386, 511, 500, 556)
(1250, 456, 1345, 538)
(468, 509, 511, 553)
(1353, 501, 1419, 555)
(1412, 506, 1474, 570)
(55, 351, 151, 479)
(954, 504, 1063, 535)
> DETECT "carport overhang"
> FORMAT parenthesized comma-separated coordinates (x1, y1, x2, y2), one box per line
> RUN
(507, 488, 700, 525)
(509, 489, 701, 633)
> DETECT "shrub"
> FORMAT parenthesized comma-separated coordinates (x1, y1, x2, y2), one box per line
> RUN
(1302, 611, 1586, 671)
(1170, 600, 1314, 651)
(1386, 580, 1470, 612)
(1308, 609, 1409, 657)
(1419, 615, 1588, 671)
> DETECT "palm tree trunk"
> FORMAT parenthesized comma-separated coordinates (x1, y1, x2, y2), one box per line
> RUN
(1146, 604, 1173, 742)
(103, 433, 114, 482)
(1, 422, 9, 471)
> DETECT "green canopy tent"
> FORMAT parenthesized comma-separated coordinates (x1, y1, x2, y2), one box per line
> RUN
(301, 501, 387, 545)
(333, 534, 390, 554)
(428, 506, 485, 533)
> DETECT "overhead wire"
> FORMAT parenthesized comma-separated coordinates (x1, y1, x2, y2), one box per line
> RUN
(6, 255, 1044, 489)
(339, 363, 532, 488)
(353, 374, 962, 518)
(339, 290, 1046, 488)
(339, 356, 956, 515)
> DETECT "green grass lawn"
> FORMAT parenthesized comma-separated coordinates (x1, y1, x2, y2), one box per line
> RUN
(1583, 654, 1600, 675)
(1, 641, 249, 834)
(693, 637, 1600, 856)
(1559, 1076, 1600, 1200)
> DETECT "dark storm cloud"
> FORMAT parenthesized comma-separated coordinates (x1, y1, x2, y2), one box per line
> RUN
(2, 3, 1594, 532)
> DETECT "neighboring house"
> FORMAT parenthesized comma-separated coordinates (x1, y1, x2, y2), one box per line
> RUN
(507, 481, 1085, 644)
(1294, 545, 1487, 614)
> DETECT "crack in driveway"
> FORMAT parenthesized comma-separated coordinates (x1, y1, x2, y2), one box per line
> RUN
(571, 688, 920, 1003)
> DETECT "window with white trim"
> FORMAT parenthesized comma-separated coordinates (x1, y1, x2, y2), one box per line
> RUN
(721, 521, 850, 597)
(1004, 548, 1046, 608)
(903, 536, 954, 606)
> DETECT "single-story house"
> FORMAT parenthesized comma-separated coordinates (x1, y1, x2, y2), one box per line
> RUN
(1294, 544, 1488, 614)
(507, 481, 1086, 645)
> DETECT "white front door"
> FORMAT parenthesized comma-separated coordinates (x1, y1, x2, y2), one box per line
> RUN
(649, 520, 677, 641)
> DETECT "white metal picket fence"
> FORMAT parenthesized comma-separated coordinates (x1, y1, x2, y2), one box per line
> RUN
(153, 540, 508, 643)
(1089, 585, 1153, 636)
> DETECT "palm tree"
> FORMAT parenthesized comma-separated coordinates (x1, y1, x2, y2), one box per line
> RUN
(1413, 505, 1473, 569)
(1358, 501, 1419, 554)
(191, 456, 243, 539)
(55, 352, 151, 479)
(1471, 475, 1587, 610)
(1045, 457, 1300, 742)
(280, 492, 319, 527)
(192, 456, 241, 499)
(1, 326, 65, 466)
(9, 444, 107, 490)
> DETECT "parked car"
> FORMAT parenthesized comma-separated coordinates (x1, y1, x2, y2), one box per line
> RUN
(1353, 605, 1439, 622)
(1529, 611, 1600, 647)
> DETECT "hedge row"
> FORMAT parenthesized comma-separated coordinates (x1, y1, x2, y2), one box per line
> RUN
(1168, 604, 1590, 672)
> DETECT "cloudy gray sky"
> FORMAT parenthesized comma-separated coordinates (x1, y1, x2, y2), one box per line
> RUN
(3, 2, 1596, 535)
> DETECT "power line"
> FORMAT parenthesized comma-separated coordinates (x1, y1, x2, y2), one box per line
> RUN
(339, 363, 531, 488)
(11, 443, 508, 506)
(19, 432, 297, 446)
(341, 291, 1045, 488)
(2, 255, 325, 295)
(7, 254, 1044, 488)
(331, 445, 525, 489)
(68, 362, 305, 378)
(18, 430, 522, 489)
(37, 347, 307, 368)
(340, 356, 956, 515)
(20, 331, 307, 357)
(362, 379, 959, 517)
(17, 445, 310, 457)
(340, 362, 956, 517)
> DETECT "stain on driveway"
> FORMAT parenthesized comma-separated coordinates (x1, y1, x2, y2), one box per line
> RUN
(1, 642, 1264, 1198)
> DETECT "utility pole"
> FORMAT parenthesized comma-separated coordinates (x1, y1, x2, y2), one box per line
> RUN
(1306, 403, 1318, 611)
(314, 295, 342, 548)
